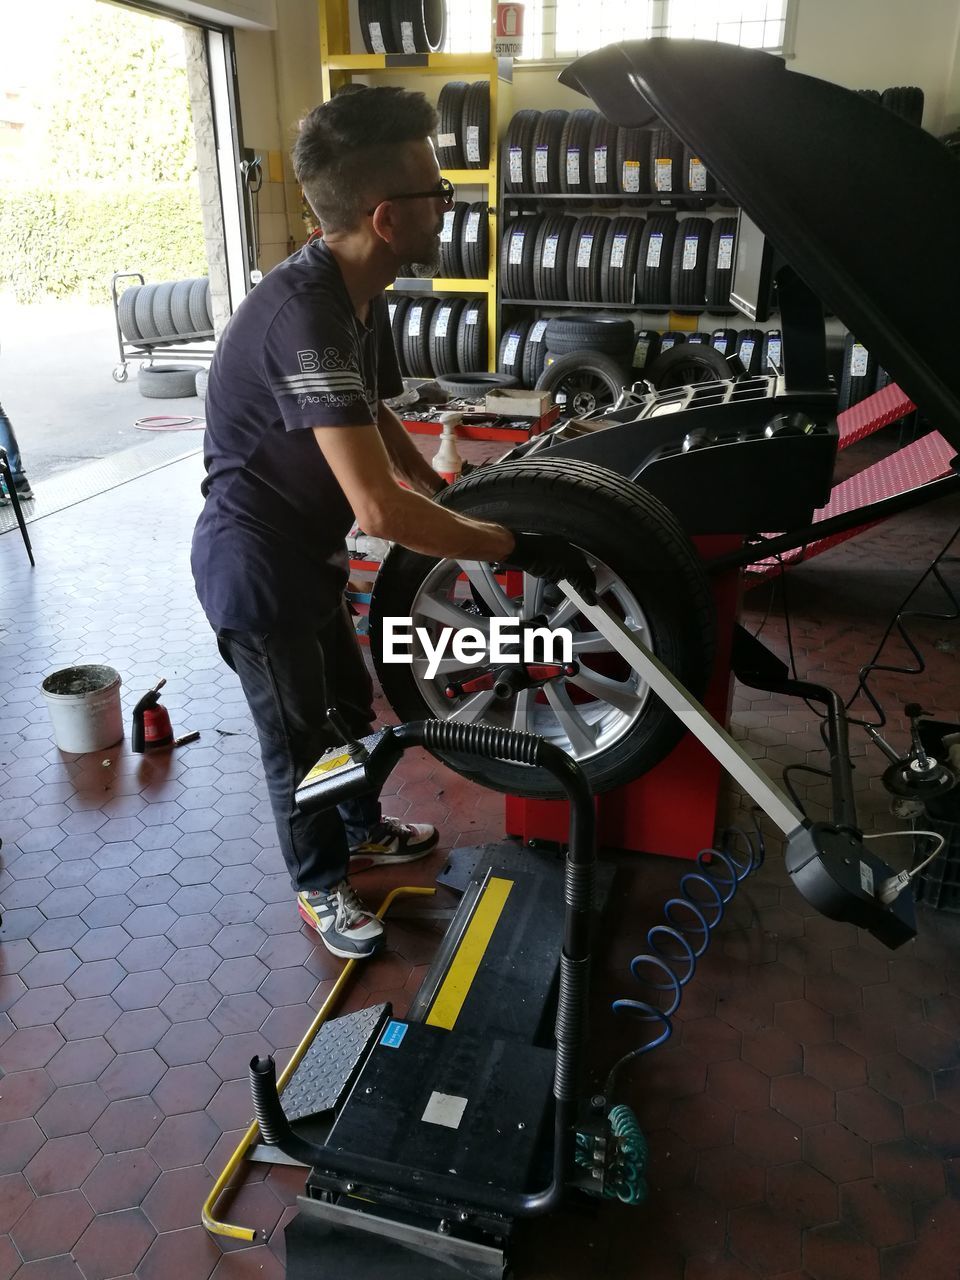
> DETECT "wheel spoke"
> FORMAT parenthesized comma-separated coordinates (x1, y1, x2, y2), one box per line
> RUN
(544, 683, 598, 757)
(417, 591, 491, 633)
(521, 572, 545, 620)
(412, 654, 485, 680)
(545, 566, 615, 626)
(567, 667, 645, 715)
(457, 561, 517, 617)
(449, 687, 499, 724)
(510, 687, 536, 734)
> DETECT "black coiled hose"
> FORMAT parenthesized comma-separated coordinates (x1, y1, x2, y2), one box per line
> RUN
(604, 823, 765, 1100)
(420, 718, 543, 766)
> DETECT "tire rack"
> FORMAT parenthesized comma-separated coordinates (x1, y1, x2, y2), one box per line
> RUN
(110, 273, 216, 384)
(319, 2, 502, 371)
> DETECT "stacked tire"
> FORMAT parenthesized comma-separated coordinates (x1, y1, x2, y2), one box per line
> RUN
(438, 201, 489, 278)
(436, 80, 490, 169)
(359, 0, 446, 54)
(118, 278, 213, 344)
(389, 293, 487, 379)
(535, 315, 636, 414)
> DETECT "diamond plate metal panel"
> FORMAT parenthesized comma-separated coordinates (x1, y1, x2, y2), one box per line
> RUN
(282, 1003, 389, 1122)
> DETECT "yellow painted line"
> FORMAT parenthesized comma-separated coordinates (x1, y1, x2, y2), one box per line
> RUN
(426, 877, 512, 1030)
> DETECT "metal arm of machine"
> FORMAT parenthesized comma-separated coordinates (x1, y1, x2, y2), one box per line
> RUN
(250, 718, 596, 1219)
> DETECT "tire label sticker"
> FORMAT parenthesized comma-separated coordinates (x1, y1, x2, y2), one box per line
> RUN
(767, 336, 782, 366)
(369, 21, 386, 53)
(408, 306, 423, 338)
(401, 20, 416, 53)
(465, 125, 481, 164)
(611, 232, 628, 268)
(465, 309, 479, 325)
(646, 232, 664, 268)
(543, 233, 560, 268)
(509, 147, 524, 183)
(529, 319, 548, 343)
(717, 233, 735, 271)
(661, 334, 679, 352)
(388, 302, 397, 322)
(682, 235, 699, 270)
(688, 158, 707, 191)
(594, 145, 608, 184)
(655, 158, 673, 191)
(440, 211, 455, 242)
(850, 342, 869, 377)
(422, 1090, 468, 1129)
(740, 338, 755, 365)
(633, 336, 651, 367)
(465, 211, 481, 242)
(622, 159, 640, 192)
(576, 233, 594, 268)
(688, 334, 706, 343)
(535, 145, 549, 183)
(566, 147, 581, 185)
(508, 231, 525, 265)
(859, 861, 875, 896)
(504, 332, 521, 363)
(435, 306, 451, 338)
(438, 132, 457, 149)
(713, 335, 728, 353)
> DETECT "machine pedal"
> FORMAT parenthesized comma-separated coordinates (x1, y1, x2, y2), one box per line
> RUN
(282, 1003, 390, 1122)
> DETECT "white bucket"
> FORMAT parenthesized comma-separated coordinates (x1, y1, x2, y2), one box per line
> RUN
(40, 665, 124, 754)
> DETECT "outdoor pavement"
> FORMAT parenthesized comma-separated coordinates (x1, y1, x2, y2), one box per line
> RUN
(0, 294, 207, 485)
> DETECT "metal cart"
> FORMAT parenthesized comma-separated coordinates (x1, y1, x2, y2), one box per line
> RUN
(110, 272, 216, 383)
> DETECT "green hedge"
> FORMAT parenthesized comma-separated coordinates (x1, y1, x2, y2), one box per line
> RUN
(0, 182, 207, 304)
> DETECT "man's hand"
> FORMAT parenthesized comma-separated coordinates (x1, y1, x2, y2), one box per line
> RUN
(506, 531, 596, 596)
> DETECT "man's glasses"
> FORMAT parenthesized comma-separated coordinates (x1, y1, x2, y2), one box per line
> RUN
(365, 177, 455, 217)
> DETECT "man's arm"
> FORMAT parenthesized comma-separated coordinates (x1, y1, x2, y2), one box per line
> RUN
(313, 422, 513, 562)
(375, 400, 445, 497)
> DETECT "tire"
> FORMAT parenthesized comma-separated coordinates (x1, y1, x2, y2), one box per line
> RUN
(532, 109, 568, 193)
(118, 286, 142, 342)
(544, 314, 635, 361)
(151, 282, 176, 339)
(498, 319, 530, 381)
(402, 297, 439, 379)
(838, 333, 877, 411)
(735, 329, 765, 377)
(704, 218, 738, 311)
(533, 215, 576, 302)
(461, 203, 489, 279)
(599, 216, 644, 304)
(500, 214, 542, 300)
(436, 371, 517, 399)
(195, 367, 209, 400)
(536, 349, 627, 416)
(170, 280, 194, 335)
(857, 89, 881, 105)
(204, 279, 215, 331)
(429, 297, 467, 377)
(649, 128, 683, 197)
(566, 215, 608, 304)
(588, 116, 620, 206)
(462, 81, 490, 169)
(658, 332, 685, 356)
(456, 297, 487, 372)
(134, 284, 161, 341)
(669, 217, 712, 310)
(881, 85, 924, 127)
(359, 0, 391, 52)
(616, 126, 651, 202)
(138, 363, 201, 399)
(522, 317, 550, 387)
(762, 330, 784, 374)
(645, 341, 733, 391)
(188, 278, 211, 334)
(391, 0, 446, 53)
(369, 458, 716, 798)
(711, 328, 738, 357)
(631, 329, 661, 374)
(559, 109, 596, 194)
(503, 110, 540, 192)
(437, 82, 469, 170)
(636, 215, 677, 307)
(439, 203, 468, 278)
(682, 146, 716, 199)
(388, 294, 412, 375)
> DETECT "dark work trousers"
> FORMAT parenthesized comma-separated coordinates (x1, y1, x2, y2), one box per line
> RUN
(216, 601, 381, 893)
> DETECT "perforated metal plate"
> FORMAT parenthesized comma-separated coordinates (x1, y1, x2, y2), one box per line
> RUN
(282, 1003, 390, 1122)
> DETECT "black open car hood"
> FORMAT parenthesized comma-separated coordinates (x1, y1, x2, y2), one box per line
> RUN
(559, 40, 960, 453)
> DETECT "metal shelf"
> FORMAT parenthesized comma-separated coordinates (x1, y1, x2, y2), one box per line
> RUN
(501, 297, 721, 312)
(501, 191, 735, 204)
(390, 278, 494, 294)
(326, 53, 499, 73)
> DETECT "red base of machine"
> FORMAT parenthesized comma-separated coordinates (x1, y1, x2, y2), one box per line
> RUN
(505, 538, 743, 860)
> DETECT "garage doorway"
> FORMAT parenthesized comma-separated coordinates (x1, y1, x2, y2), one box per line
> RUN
(0, 0, 249, 513)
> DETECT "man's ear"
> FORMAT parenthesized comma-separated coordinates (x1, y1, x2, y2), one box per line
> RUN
(370, 201, 397, 246)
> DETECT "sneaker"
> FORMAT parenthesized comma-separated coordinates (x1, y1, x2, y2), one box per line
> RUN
(348, 816, 439, 873)
(297, 880, 384, 959)
(0, 479, 33, 505)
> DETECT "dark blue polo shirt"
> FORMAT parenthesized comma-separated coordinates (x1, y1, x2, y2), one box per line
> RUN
(191, 239, 403, 631)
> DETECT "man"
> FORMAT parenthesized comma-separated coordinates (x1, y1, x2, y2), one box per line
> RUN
(191, 86, 590, 960)
(0, 404, 34, 505)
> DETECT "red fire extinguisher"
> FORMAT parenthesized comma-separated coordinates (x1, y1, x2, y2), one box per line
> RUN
(131, 678, 174, 752)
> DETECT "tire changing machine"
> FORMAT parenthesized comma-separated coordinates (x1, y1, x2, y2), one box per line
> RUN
(246, 591, 918, 1280)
